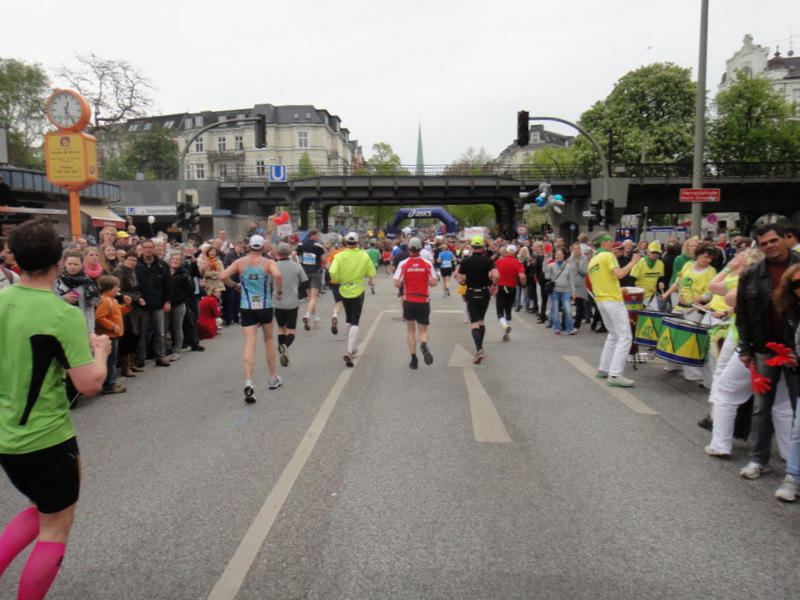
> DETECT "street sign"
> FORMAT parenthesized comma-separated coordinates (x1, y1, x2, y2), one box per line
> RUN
(706, 213, 718, 225)
(269, 165, 287, 182)
(679, 188, 720, 202)
(516, 225, 528, 235)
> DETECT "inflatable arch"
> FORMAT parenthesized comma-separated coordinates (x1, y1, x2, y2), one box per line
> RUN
(386, 207, 457, 235)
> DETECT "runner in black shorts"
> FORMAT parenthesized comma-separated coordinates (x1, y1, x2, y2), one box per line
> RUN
(0, 218, 110, 598)
(455, 236, 499, 364)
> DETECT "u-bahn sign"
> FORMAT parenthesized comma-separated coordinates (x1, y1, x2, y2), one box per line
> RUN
(679, 188, 721, 202)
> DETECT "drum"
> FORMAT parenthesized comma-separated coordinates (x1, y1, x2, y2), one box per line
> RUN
(655, 317, 710, 367)
(635, 310, 669, 348)
(622, 287, 645, 313)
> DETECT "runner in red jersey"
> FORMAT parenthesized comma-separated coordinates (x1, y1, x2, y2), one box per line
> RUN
(393, 237, 439, 369)
(494, 244, 527, 341)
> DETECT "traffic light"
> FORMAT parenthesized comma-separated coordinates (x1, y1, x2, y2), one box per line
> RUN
(603, 200, 615, 226)
(517, 111, 530, 147)
(254, 114, 267, 148)
(176, 201, 188, 229)
(188, 204, 200, 231)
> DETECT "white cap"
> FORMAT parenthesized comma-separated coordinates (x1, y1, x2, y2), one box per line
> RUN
(408, 237, 423, 250)
(506, 244, 518, 254)
(345, 231, 359, 244)
(249, 235, 265, 249)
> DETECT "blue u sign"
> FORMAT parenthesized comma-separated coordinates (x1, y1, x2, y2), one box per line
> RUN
(269, 165, 287, 182)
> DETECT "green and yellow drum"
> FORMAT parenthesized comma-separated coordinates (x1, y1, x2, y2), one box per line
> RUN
(655, 318, 710, 367)
(635, 310, 669, 348)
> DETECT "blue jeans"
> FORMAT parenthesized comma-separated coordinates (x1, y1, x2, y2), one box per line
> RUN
(549, 291, 574, 333)
(104, 337, 119, 388)
(750, 352, 800, 465)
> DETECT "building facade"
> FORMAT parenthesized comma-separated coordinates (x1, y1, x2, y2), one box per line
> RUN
(95, 104, 363, 182)
(718, 34, 800, 107)
(495, 124, 575, 168)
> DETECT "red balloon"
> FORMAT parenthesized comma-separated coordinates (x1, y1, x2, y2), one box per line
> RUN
(281, 211, 289, 222)
(273, 214, 285, 225)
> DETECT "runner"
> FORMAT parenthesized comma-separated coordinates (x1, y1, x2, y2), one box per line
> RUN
(394, 237, 439, 369)
(273, 242, 308, 367)
(456, 236, 499, 364)
(0, 218, 110, 599)
(437, 244, 456, 298)
(494, 244, 526, 341)
(328, 232, 376, 367)
(220, 235, 284, 402)
(297, 229, 327, 331)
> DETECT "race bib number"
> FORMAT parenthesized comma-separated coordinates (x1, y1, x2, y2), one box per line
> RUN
(250, 294, 263, 309)
(302, 252, 316, 266)
(441, 260, 452, 268)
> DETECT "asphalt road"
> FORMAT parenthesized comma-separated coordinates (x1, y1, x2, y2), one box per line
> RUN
(2, 277, 800, 600)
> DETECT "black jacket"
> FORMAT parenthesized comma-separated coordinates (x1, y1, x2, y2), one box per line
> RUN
(736, 252, 800, 356)
(135, 257, 172, 309)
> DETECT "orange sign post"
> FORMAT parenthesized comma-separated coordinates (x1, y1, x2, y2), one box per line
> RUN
(43, 90, 97, 239)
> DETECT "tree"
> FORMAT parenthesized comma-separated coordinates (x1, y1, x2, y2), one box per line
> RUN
(445, 146, 497, 175)
(100, 123, 178, 180)
(0, 58, 50, 168)
(358, 142, 408, 175)
(291, 151, 318, 179)
(707, 71, 800, 172)
(577, 63, 696, 165)
(55, 53, 154, 131)
(521, 145, 585, 179)
(446, 204, 495, 228)
(352, 204, 396, 231)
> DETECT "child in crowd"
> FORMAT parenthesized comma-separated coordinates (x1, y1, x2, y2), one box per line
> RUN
(94, 275, 132, 394)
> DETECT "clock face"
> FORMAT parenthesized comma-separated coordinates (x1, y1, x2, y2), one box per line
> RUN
(47, 91, 90, 131)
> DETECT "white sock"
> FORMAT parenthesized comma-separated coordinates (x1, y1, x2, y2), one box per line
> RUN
(245, 379, 253, 388)
(500, 317, 507, 328)
(348, 325, 359, 353)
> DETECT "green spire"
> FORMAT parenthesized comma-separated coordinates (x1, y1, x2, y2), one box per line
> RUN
(415, 122, 424, 176)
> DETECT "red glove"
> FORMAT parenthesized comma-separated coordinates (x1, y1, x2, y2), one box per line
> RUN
(749, 365, 772, 394)
(765, 342, 792, 366)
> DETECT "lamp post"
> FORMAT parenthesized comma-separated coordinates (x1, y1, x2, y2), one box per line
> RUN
(691, 0, 709, 238)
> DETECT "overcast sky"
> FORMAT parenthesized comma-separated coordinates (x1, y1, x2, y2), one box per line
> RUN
(7, 0, 798, 165)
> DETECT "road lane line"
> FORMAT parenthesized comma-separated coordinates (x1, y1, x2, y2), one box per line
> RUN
(563, 355, 658, 415)
(463, 368, 513, 443)
(208, 311, 386, 600)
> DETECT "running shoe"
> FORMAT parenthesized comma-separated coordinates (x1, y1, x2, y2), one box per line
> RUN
(595, 370, 609, 379)
(420, 342, 433, 365)
(343, 351, 354, 367)
(244, 385, 256, 404)
(775, 476, 800, 502)
(331, 315, 338, 335)
(303, 316, 310, 331)
(268, 375, 283, 390)
(502, 326, 511, 342)
(279, 344, 289, 367)
(472, 349, 484, 365)
(739, 461, 771, 479)
(607, 375, 634, 387)
(409, 355, 419, 370)
(313, 317, 321, 328)
(704, 445, 729, 458)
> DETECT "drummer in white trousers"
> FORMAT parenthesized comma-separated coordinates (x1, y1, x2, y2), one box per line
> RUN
(588, 232, 642, 387)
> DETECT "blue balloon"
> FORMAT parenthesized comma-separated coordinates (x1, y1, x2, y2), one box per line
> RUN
(554, 194, 563, 202)
(535, 196, 547, 208)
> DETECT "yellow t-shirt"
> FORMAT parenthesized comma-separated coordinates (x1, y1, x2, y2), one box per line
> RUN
(677, 261, 717, 306)
(630, 259, 664, 298)
(588, 251, 622, 303)
(706, 272, 739, 313)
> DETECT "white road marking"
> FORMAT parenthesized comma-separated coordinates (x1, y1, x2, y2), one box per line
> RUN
(563, 355, 658, 415)
(207, 311, 386, 600)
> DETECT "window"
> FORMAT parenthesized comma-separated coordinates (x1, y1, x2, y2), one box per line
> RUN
(195, 116, 204, 127)
(256, 160, 266, 176)
(184, 118, 193, 129)
(234, 135, 244, 150)
(237, 113, 247, 125)
(298, 131, 309, 148)
(305, 112, 311, 119)
(219, 165, 227, 179)
(530, 132, 540, 143)
(194, 138, 204, 153)
(194, 164, 205, 179)
(218, 115, 227, 123)
(128, 123, 140, 132)
(218, 137, 227, 152)
(293, 112, 299, 119)
(164, 120, 174, 129)
(144, 123, 152, 131)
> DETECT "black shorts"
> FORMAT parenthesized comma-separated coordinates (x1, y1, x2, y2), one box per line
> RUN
(466, 289, 491, 323)
(402, 300, 431, 325)
(240, 308, 274, 327)
(1, 437, 80, 514)
(274, 307, 298, 330)
(440, 267, 453, 278)
(342, 294, 365, 326)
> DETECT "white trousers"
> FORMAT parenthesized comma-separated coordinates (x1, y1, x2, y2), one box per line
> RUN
(596, 301, 632, 378)
(707, 350, 793, 458)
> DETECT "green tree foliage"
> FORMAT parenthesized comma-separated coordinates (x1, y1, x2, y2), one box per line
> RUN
(445, 146, 497, 175)
(577, 63, 696, 165)
(291, 151, 318, 179)
(358, 142, 409, 175)
(707, 71, 800, 172)
(521, 145, 585, 179)
(100, 124, 178, 180)
(0, 58, 50, 168)
(352, 204, 396, 231)
(446, 204, 495, 228)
